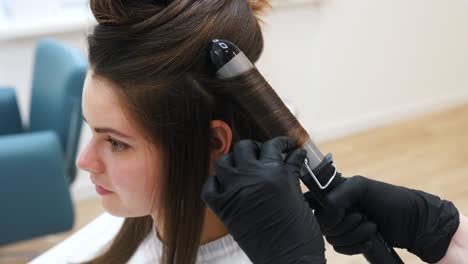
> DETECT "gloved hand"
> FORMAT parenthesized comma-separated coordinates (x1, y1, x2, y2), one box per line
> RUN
(305, 175, 460, 263)
(202, 137, 326, 264)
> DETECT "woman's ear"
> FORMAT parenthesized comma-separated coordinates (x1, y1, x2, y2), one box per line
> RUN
(210, 120, 232, 161)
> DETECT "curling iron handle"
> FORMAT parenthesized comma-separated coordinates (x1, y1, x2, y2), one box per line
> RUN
(300, 153, 404, 264)
(366, 235, 404, 264)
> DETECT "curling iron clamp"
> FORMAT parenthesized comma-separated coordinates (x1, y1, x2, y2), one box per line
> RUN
(207, 39, 404, 264)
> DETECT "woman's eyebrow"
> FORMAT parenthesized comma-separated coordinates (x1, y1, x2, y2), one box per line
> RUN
(82, 115, 132, 139)
(95, 127, 132, 139)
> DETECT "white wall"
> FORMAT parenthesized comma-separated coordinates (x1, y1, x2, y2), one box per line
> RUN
(257, 3, 321, 137)
(1, 1, 468, 201)
(315, 0, 468, 140)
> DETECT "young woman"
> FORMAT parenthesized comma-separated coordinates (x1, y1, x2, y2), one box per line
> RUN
(76, 0, 276, 263)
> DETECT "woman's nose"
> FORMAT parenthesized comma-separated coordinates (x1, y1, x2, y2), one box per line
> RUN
(76, 142, 103, 174)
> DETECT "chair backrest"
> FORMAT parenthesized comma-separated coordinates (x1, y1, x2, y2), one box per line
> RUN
(28, 38, 87, 183)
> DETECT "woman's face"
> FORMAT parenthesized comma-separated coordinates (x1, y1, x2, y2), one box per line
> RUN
(76, 71, 162, 217)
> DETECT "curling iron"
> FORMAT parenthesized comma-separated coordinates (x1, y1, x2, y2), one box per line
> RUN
(208, 39, 404, 264)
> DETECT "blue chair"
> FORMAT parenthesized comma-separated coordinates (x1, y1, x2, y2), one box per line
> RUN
(0, 38, 87, 246)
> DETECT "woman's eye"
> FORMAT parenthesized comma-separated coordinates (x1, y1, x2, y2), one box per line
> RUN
(105, 137, 128, 152)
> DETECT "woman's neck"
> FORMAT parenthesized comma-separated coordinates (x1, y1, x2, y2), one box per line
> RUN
(152, 207, 229, 245)
(200, 207, 229, 244)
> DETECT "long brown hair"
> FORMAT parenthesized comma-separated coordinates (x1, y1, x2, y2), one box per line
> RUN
(83, 0, 272, 263)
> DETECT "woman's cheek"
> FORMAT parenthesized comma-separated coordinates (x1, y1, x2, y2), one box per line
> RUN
(114, 159, 153, 195)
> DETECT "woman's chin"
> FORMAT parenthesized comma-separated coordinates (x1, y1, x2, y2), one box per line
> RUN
(100, 196, 127, 217)
(101, 200, 148, 218)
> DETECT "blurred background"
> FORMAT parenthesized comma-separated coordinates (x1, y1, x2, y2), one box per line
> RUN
(0, 0, 467, 263)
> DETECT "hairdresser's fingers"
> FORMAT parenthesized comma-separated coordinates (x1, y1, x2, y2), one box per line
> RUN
(326, 221, 377, 247)
(327, 176, 368, 209)
(314, 207, 346, 234)
(304, 191, 321, 210)
(284, 148, 307, 195)
(201, 176, 222, 200)
(214, 153, 237, 186)
(333, 241, 373, 256)
(232, 139, 261, 168)
(260, 136, 297, 162)
(215, 152, 235, 168)
(284, 148, 307, 168)
(320, 212, 364, 237)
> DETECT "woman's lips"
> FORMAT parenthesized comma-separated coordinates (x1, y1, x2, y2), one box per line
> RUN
(95, 184, 113, 195)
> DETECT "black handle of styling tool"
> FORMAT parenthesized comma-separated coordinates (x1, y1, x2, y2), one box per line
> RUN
(208, 39, 405, 264)
(300, 153, 404, 264)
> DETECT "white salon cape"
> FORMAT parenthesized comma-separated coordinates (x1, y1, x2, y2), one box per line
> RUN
(29, 213, 251, 264)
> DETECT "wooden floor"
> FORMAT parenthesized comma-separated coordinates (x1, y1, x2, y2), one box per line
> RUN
(0, 198, 106, 264)
(1, 104, 467, 264)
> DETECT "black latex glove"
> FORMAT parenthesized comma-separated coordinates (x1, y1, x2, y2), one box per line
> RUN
(202, 137, 326, 264)
(305, 175, 460, 263)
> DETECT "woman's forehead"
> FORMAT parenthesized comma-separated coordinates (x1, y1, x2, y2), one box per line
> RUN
(82, 73, 139, 140)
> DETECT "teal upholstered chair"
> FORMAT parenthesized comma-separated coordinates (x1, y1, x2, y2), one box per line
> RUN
(0, 38, 87, 246)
